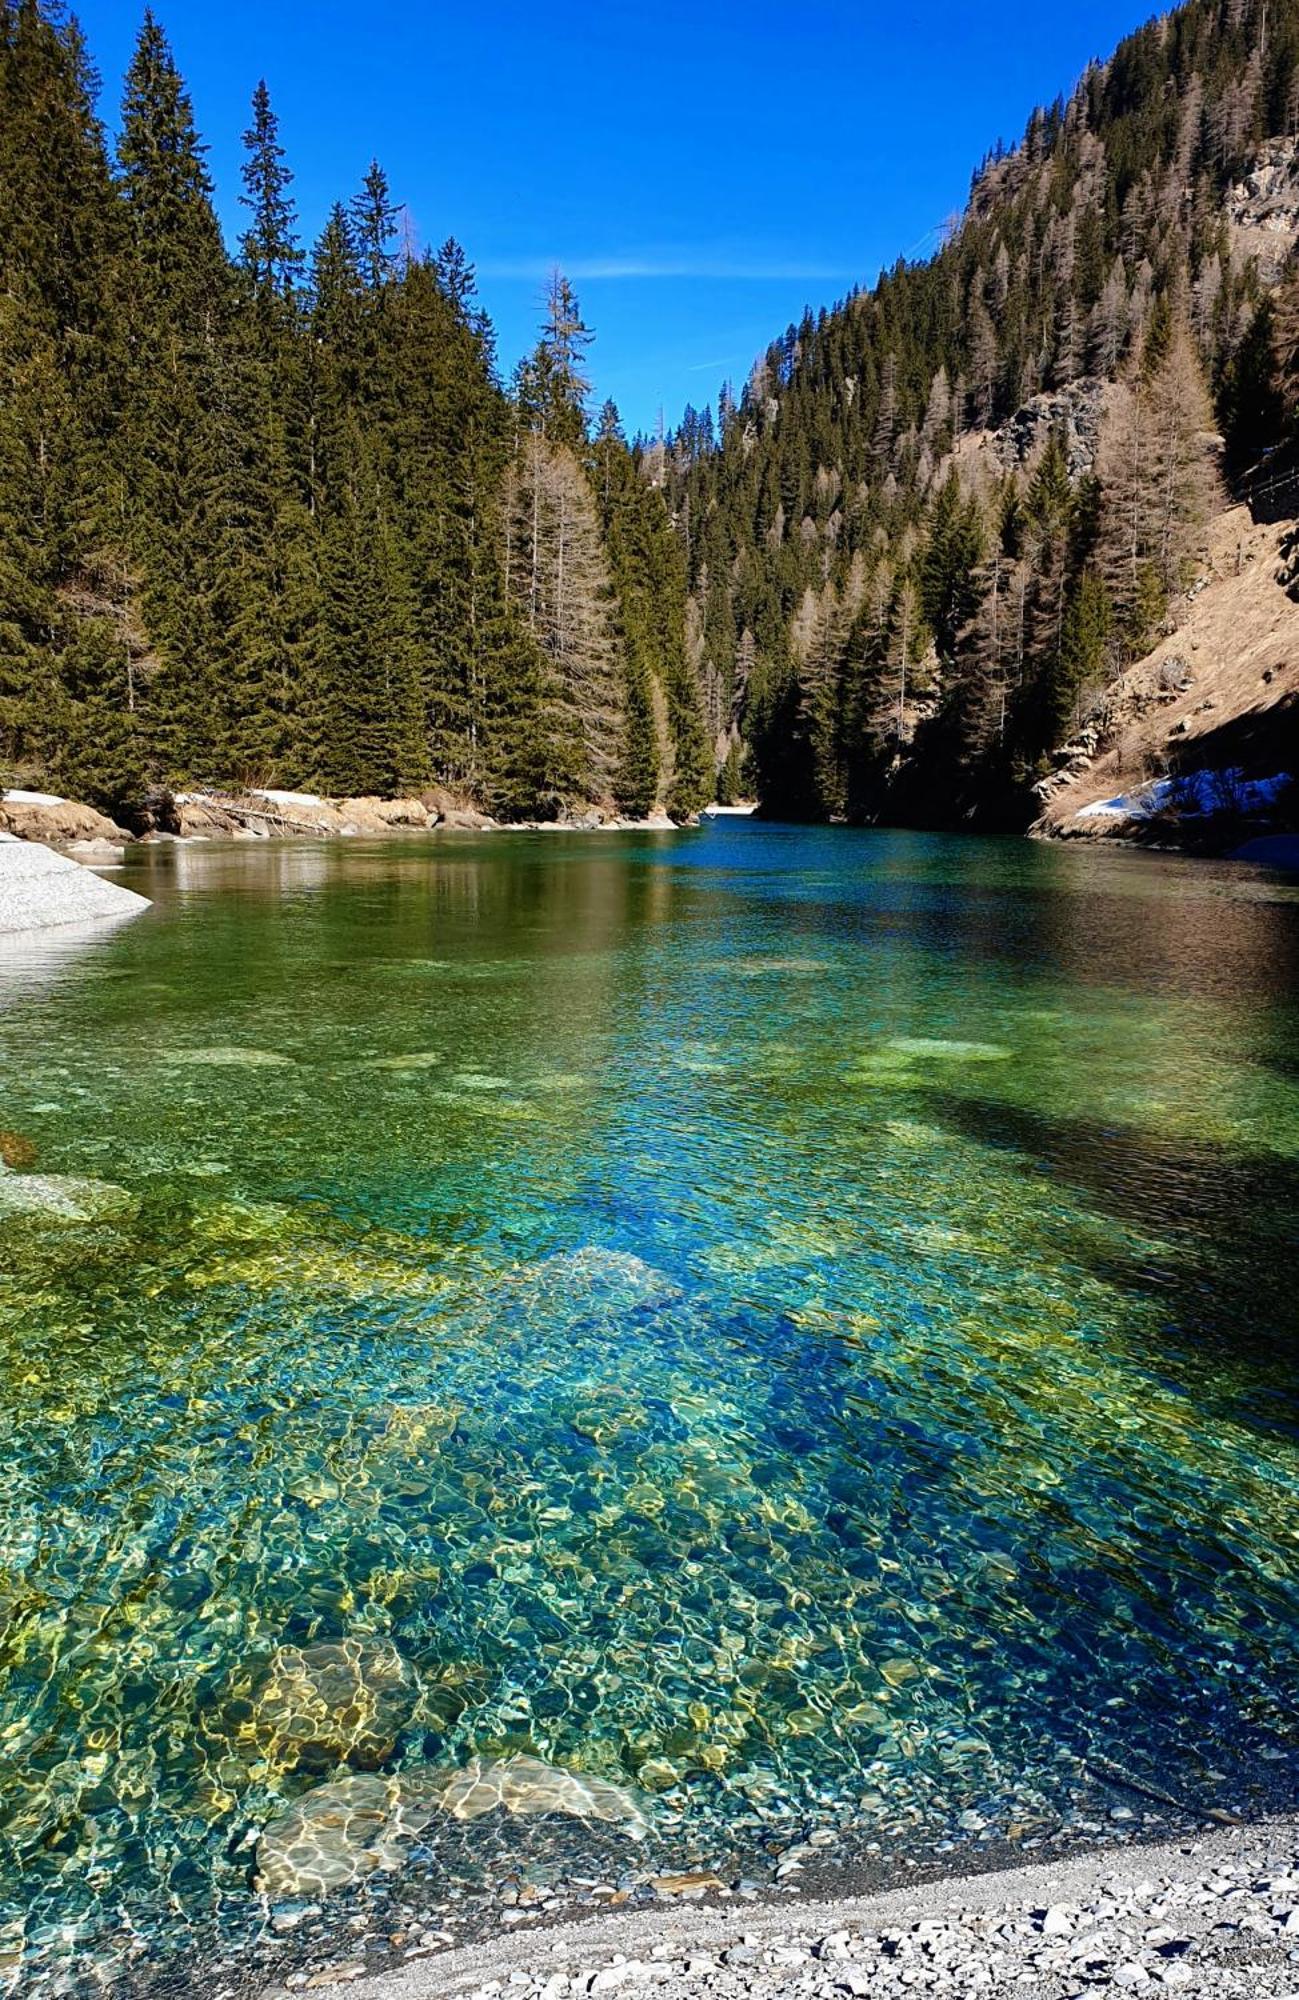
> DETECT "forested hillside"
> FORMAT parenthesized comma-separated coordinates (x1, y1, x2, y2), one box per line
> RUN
(665, 0, 1299, 827)
(0, 3, 708, 822)
(6, 0, 1299, 836)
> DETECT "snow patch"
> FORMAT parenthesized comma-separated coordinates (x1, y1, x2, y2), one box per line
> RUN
(1076, 769, 1293, 821)
(2, 789, 67, 807)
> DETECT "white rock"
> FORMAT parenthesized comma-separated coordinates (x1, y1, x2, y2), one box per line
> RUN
(0, 836, 148, 935)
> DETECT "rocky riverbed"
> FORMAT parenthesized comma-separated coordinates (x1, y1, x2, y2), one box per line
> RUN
(260, 1816, 1299, 2000)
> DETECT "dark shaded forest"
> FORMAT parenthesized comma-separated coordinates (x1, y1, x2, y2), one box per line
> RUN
(0, 3, 709, 821)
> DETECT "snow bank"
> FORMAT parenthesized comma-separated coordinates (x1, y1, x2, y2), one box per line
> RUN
(1076, 768, 1293, 821)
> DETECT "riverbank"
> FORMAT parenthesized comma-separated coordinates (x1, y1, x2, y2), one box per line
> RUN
(0, 788, 693, 849)
(260, 1814, 1299, 2000)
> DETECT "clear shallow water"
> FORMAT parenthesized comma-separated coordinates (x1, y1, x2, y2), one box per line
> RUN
(1, 825, 1298, 1989)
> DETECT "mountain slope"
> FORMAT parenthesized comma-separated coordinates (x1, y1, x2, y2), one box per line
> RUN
(664, 0, 1299, 840)
(1033, 503, 1298, 841)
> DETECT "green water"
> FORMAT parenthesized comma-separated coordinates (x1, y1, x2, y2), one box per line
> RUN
(1, 825, 1298, 1990)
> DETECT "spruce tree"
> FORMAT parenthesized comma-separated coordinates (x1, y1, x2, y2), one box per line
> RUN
(239, 79, 302, 305)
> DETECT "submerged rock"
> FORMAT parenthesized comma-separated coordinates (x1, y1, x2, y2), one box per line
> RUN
(885, 1037, 1010, 1062)
(420, 1754, 649, 1839)
(255, 1772, 419, 1896)
(522, 1246, 680, 1309)
(360, 1050, 444, 1071)
(0, 1172, 138, 1226)
(161, 1045, 295, 1068)
(256, 1753, 649, 1898)
(238, 1637, 418, 1774)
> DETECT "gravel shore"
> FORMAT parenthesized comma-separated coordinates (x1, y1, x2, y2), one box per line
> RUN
(267, 1815, 1299, 2000)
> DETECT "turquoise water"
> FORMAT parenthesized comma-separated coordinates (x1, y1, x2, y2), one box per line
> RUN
(1, 825, 1298, 1990)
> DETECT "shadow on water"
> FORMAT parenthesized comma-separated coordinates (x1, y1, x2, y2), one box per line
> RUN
(924, 1086, 1299, 1386)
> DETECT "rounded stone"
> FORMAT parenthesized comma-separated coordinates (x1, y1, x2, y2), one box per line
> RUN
(240, 1636, 418, 1773)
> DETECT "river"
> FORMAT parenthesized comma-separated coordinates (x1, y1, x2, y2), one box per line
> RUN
(1, 824, 1297, 1991)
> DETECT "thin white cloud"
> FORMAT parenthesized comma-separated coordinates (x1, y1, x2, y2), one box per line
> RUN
(477, 255, 854, 282)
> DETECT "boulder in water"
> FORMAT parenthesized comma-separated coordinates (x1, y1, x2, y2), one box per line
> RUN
(0, 1173, 138, 1226)
(255, 1772, 419, 1897)
(238, 1637, 418, 1774)
(417, 1753, 649, 1839)
(0, 831, 148, 933)
(255, 1752, 649, 1898)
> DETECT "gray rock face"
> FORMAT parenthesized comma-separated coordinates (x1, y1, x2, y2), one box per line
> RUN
(1226, 135, 1299, 280)
(0, 834, 149, 935)
(992, 377, 1108, 481)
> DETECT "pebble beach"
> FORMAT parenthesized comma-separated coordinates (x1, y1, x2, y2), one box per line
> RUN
(266, 1815, 1299, 2000)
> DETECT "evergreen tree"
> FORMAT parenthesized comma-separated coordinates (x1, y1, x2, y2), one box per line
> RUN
(239, 79, 302, 304)
(117, 11, 225, 302)
(350, 159, 399, 289)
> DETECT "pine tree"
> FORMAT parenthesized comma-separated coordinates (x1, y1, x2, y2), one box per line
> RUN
(517, 271, 593, 450)
(117, 11, 225, 304)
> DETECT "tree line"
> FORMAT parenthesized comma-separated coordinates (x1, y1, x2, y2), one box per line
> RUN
(0, 2, 709, 821)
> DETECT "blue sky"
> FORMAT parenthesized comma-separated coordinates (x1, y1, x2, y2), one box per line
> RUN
(76, 0, 1149, 435)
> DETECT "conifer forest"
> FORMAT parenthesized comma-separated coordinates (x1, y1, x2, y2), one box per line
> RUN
(3, 0, 1299, 828)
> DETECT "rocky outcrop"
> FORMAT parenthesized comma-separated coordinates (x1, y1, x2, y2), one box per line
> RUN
(0, 832, 149, 934)
(168, 789, 498, 836)
(420, 787, 496, 830)
(0, 791, 130, 844)
(992, 377, 1109, 481)
(1226, 135, 1299, 282)
(173, 791, 449, 837)
(1034, 509, 1299, 847)
(0, 784, 692, 849)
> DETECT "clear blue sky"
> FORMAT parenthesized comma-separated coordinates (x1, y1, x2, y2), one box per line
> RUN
(75, 0, 1149, 436)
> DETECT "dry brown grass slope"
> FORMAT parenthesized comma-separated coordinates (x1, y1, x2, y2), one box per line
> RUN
(1034, 505, 1299, 841)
